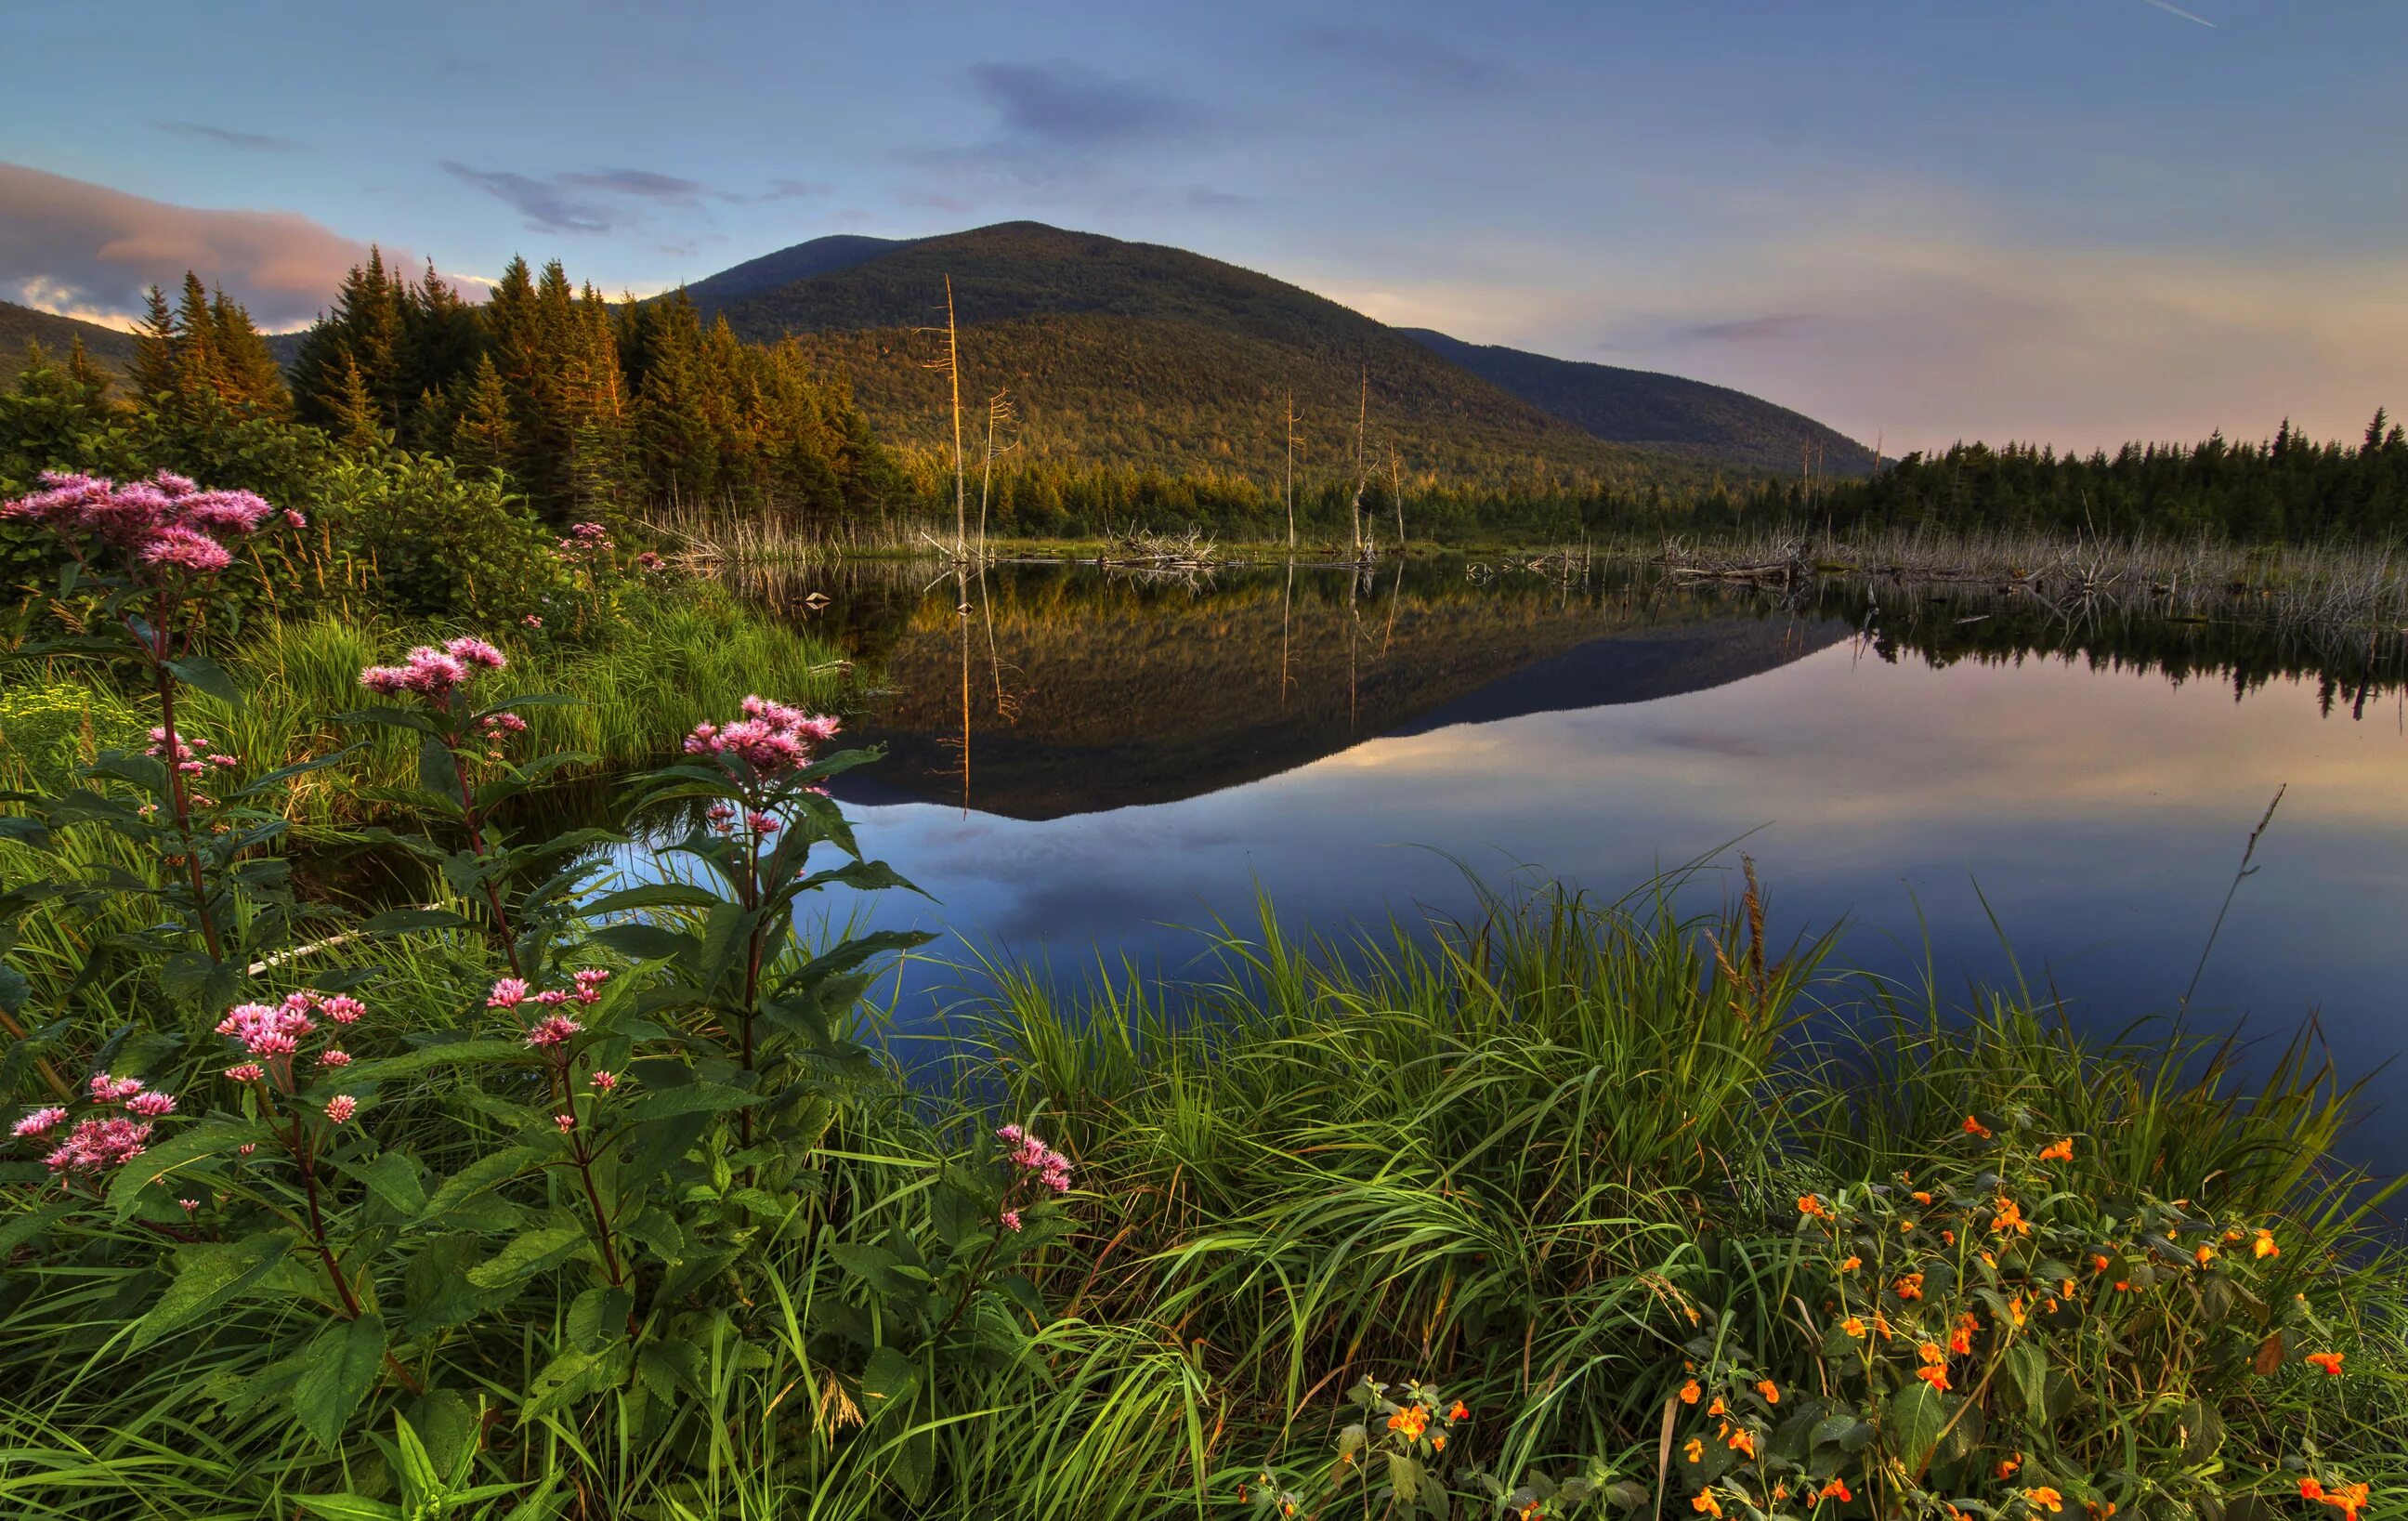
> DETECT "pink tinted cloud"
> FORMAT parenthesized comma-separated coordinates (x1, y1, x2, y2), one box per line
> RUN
(0, 163, 434, 331)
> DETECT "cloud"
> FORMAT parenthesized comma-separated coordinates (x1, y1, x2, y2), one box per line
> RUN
(1291, 27, 1511, 93)
(1673, 314, 1814, 344)
(441, 162, 617, 233)
(153, 121, 307, 153)
(0, 162, 409, 329)
(559, 167, 714, 206)
(760, 177, 830, 200)
(966, 61, 1200, 149)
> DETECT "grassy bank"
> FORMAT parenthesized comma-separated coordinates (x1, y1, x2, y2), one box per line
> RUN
(0, 583, 849, 824)
(1, 874, 2400, 1519)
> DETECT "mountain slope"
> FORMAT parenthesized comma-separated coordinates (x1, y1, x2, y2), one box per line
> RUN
(682, 233, 916, 313)
(1, 300, 137, 380)
(1403, 328, 1874, 477)
(698, 222, 1728, 492)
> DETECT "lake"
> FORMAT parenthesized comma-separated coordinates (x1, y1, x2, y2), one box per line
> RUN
(746, 557, 2408, 1177)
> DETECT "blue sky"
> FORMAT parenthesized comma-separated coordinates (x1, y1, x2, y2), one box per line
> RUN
(3, 0, 2401, 451)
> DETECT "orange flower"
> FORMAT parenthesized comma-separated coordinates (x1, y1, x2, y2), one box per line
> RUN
(1684, 1437, 1706, 1464)
(2038, 1137, 2074, 1162)
(1840, 1254, 1862, 1272)
(2312, 1482, 2371, 1521)
(2194, 1244, 2217, 1267)
(1942, 1230, 1957, 1246)
(1726, 1426, 1757, 1458)
(1963, 1115, 1992, 1138)
(2085, 1502, 2118, 1519)
(1693, 1488, 1725, 1518)
(1996, 1455, 2023, 1480)
(2061, 1278, 2078, 1298)
(1708, 1396, 1728, 1418)
(1917, 1340, 1948, 1367)
(2254, 1229, 2280, 1259)
(1900, 1219, 1917, 1235)
(2025, 1488, 2064, 1514)
(2305, 1352, 2345, 1376)
(1799, 1194, 1829, 1220)
(1917, 1364, 1952, 1392)
(1993, 1195, 2031, 1236)
(1912, 1191, 1934, 1205)
(1431, 1433, 1446, 1451)
(1680, 1378, 1702, 1405)
(2090, 1254, 2112, 1273)
(2300, 1480, 2326, 1502)
(1446, 1399, 1470, 1422)
(1841, 1316, 1868, 1339)
(1757, 1380, 1781, 1405)
(2006, 1296, 2029, 1328)
(1820, 1479, 1853, 1503)
(1895, 1273, 1925, 1301)
(1387, 1405, 1430, 1440)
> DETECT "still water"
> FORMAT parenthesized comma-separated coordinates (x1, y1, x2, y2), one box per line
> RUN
(759, 558, 2407, 1175)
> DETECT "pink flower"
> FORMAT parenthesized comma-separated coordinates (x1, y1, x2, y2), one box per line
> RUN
(572, 968, 611, 990)
(522, 614, 543, 629)
(683, 697, 840, 777)
(125, 1091, 178, 1117)
(11, 1107, 68, 1139)
(178, 1197, 202, 1213)
(746, 811, 779, 833)
(480, 712, 528, 738)
(216, 1002, 313, 1056)
(320, 995, 366, 1025)
(138, 524, 235, 574)
(555, 1113, 578, 1133)
(44, 1116, 153, 1176)
(1000, 1210, 1023, 1232)
(283, 509, 308, 530)
(323, 1095, 358, 1124)
(487, 977, 530, 1009)
(589, 1069, 617, 1092)
(996, 1124, 1026, 1145)
(88, 1072, 147, 1104)
(533, 989, 571, 1007)
(224, 1063, 265, 1083)
(524, 1014, 582, 1048)
(443, 636, 507, 670)
(319, 1050, 352, 1068)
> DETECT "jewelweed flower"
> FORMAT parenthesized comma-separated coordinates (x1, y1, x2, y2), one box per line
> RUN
(2024, 1488, 2064, 1514)
(2253, 1228, 2280, 1259)
(1446, 1399, 1470, 1422)
(1682, 1437, 1705, 1464)
(2038, 1137, 2074, 1161)
(1840, 1317, 1868, 1338)
(1386, 1404, 1429, 1440)
(1840, 1254, 1861, 1271)
(2305, 1352, 2344, 1376)
(1724, 1425, 1756, 1457)
(1894, 1273, 1925, 1301)
(1962, 1114, 1992, 1138)
(1820, 1479, 1852, 1503)
(1691, 1488, 1723, 1518)
(1679, 1377, 1701, 1404)
(1757, 1379, 1780, 1405)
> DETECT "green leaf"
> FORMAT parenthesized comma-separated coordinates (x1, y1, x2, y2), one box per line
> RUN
(342, 1152, 428, 1219)
(164, 654, 243, 708)
(620, 1082, 759, 1122)
(1886, 1381, 1949, 1471)
(133, 1231, 292, 1349)
(0, 962, 30, 1019)
(637, 1341, 704, 1402)
(861, 1344, 919, 1412)
(466, 1224, 588, 1289)
(566, 1285, 634, 1349)
(362, 907, 474, 936)
(295, 1497, 401, 1521)
(0, 1199, 74, 1256)
(590, 923, 692, 963)
(829, 1240, 909, 1297)
(106, 1117, 262, 1218)
(581, 883, 724, 915)
(294, 1311, 388, 1449)
(349, 1038, 528, 1083)
(0, 816, 52, 851)
(421, 1146, 538, 1220)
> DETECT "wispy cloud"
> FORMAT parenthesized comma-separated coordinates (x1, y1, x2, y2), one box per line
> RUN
(153, 120, 308, 153)
(0, 162, 437, 329)
(1291, 27, 1511, 93)
(444, 163, 823, 230)
(966, 61, 1200, 149)
(2137, 0, 2216, 28)
(443, 163, 617, 233)
(1674, 314, 1813, 344)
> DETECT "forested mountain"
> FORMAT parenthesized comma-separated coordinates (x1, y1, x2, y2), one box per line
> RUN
(694, 221, 1733, 495)
(1, 300, 137, 381)
(1401, 328, 1875, 478)
(683, 234, 915, 312)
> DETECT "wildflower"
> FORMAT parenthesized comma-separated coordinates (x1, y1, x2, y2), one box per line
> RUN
(635, 550, 667, 571)
(2194, 1244, 2216, 1267)
(1962, 1114, 1992, 1139)
(523, 614, 543, 629)
(324, 1095, 358, 1124)
(1680, 1377, 1702, 1404)
(524, 1014, 582, 1048)
(2302, 1480, 2326, 1502)
(2318, 1482, 2372, 1521)
(1894, 1272, 1924, 1301)
(1387, 1405, 1430, 1440)
(12, 1107, 69, 1138)
(1000, 1209, 1023, 1232)
(224, 1063, 265, 1083)
(2006, 1295, 2029, 1328)
(1684, 1437, 1706, 1463)
(534, 989, 572, 1006)
(178, 1197, 200, 1213)
(319, 1050, 352, 1068)
(1912, 1190, 1933, 1205)
(1446, 1399, 1469, 1422)
(2253, 1228, 2279, 1259)
(1692, 1487, 1723, 1517)
(125, 1091, 177, 1117)
(1819, 1479, 1852, 1503)
(44, 1116, 155, 1177)
(1917, 1365, 1952, 1392)
(555, 1113, 577, 1134)
(1917, 1341, 1948, 1368)
(1708, 1395, 1727, 1417)
(89, 1072, 147, 1104)
(444, 636, 506, 670)
(1725, 1425, 1757, 1457)
(572, 968, 611, 1003)
(1941, 1228, 1957, 1246)
(1993, 1195, 2030, 1236)
(1840, 1316, 1868, 1339)
(487, 978, 531, 1009)
(746, 810, 780, 833)
(2038, 1137, 2074, 1162)
(684, 696, 841, 777)
(2305, 1352, 2344, 1376)
(1799, 1194, 1828, 1219)
(590, 1070, 618, 1093)
(2091, 1253, 2112, 1273)
(1840, 1254, 1861, 1271)
(321, 995, 366, 1024)
(2024, 1488, 2064, 1514)
(1996, 1455, 2023, 1480)
(1756, 1379, 1780, 1405)
(216, 1002, 314, 1056)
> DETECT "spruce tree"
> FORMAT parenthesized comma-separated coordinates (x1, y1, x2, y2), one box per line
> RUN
(127, 285, 179, 402)
(450, 352, 517, 479)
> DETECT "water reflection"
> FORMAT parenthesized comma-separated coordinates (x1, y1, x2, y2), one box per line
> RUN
(766, 557, 2408, 1176)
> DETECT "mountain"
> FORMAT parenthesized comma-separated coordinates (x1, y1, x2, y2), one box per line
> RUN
(683, 233, 916, 312)
(1402, 328, 1875, 478)
(1, 299, 137, 380)
(693, 221, 1734, 492)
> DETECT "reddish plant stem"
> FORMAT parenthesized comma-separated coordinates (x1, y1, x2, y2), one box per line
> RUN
(143, 594, 222, 961)
(447, 735, 521, 977)
(552, 1060, 626, 1289)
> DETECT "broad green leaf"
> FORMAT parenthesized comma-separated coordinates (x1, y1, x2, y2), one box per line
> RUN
(1886, 1381, 1949, 1471)
(164, 654, 243, 707)
(294, 1311, 388, 1449)
(349, 1038, 528, 1083)
(296, 1496, 401, 1521)
(861, 1344, 919, 1411)
(566, 1284, 634, 1348)
(421, 1146, 539, 1219)
(107, 1117, 262, 1218)
(581, 883, 723, 915)
(620, 1082, 759, 1122)
(361, 907, 474, 936)
(342, 1151, 428, 1218)
(133, 1231, 292, 1349)
(590, 922, 692, 963)
(466, 1224, 588, 1289)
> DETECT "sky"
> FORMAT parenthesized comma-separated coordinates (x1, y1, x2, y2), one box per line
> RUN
(2, 0, 2401, 453)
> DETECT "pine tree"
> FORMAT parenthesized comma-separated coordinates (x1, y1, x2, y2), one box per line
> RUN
(328, 354, 383, 455)
(171, 271, 224, 410)
(64, 336, 110, 401)
(208, 287, 290, 413)
(127, 285, 178, 401)
(450, 352, 517, 479)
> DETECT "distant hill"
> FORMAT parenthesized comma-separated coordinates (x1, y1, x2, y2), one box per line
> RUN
(1402, 328, 1875, 478)
(683, 233, 916, 313)
(693, 221, 1733, 492)
(1, 299, 137, 381)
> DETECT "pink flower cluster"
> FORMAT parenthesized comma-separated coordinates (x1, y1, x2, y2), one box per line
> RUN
(997, 1124, 1074, 1195)
(216, 990, 364, 1087)
(11, 1071, 182, 1183)
(684, 696, 840, 777)
(558, 521, 616, 555)
(0, 471, 292, 579)
(359, 636, 508, 701)
(149, 726, 240, 777)
(490, 970, 609, 1053)
(634, 551, 667, 572)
